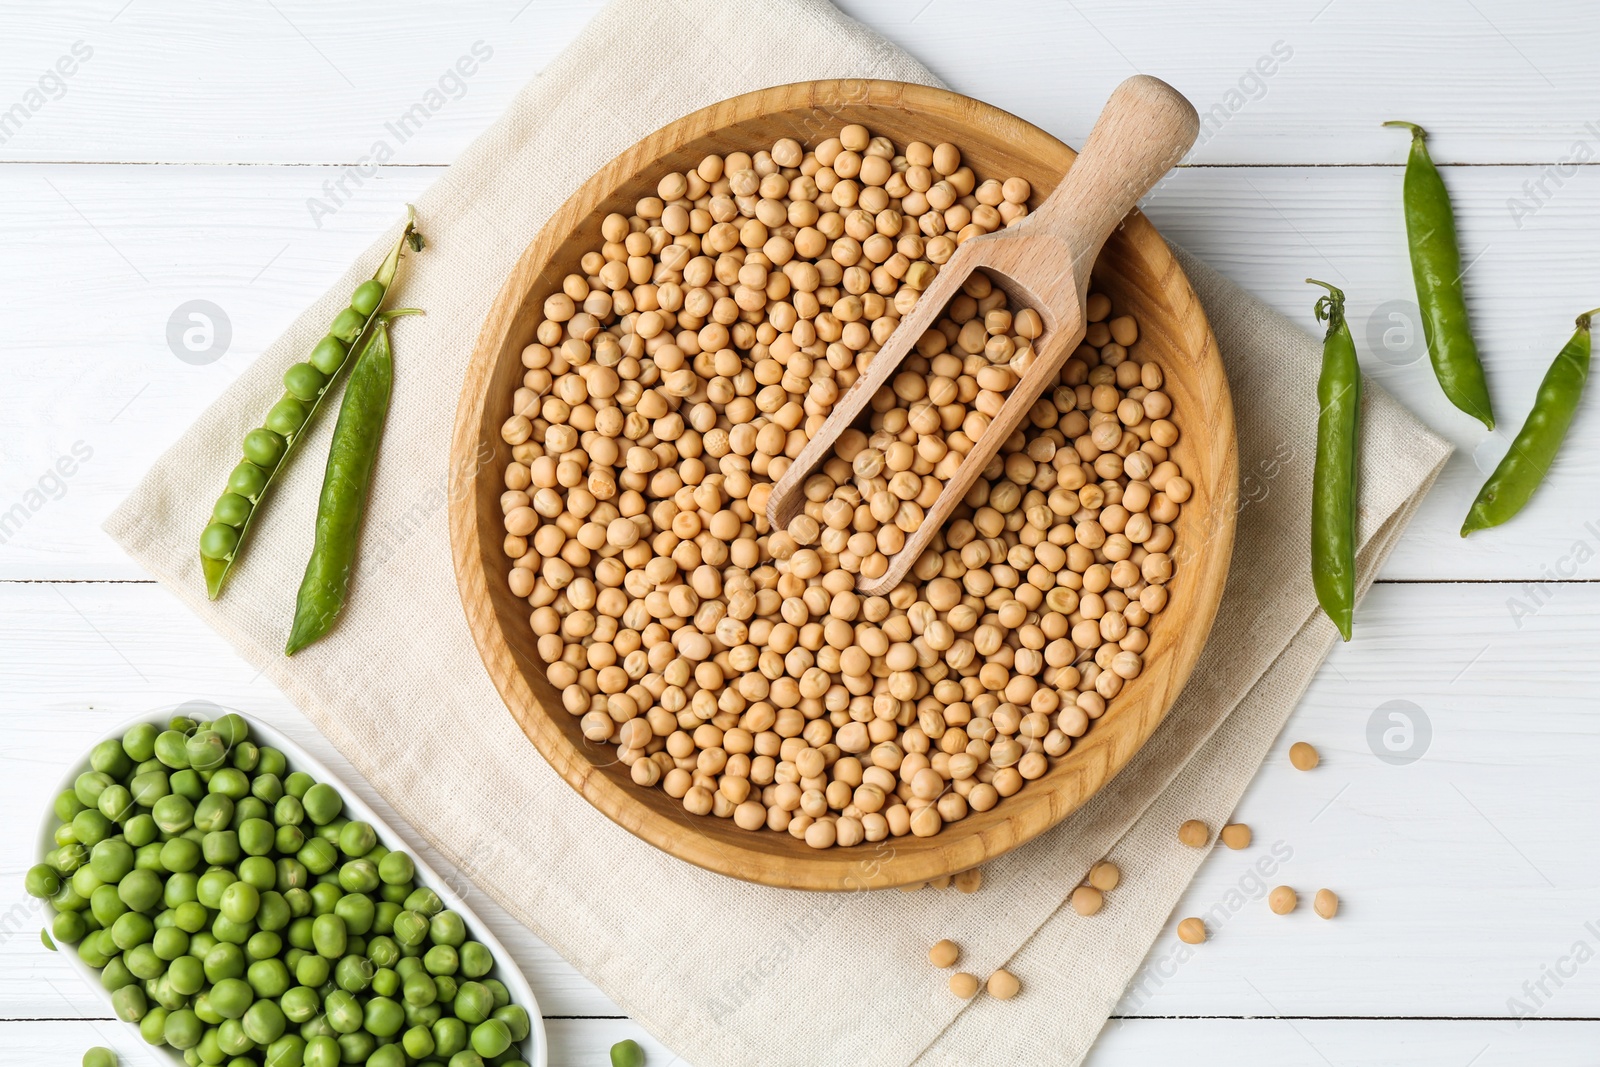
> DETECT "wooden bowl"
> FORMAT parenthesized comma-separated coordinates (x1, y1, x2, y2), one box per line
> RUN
(450, 80, 1236, 891)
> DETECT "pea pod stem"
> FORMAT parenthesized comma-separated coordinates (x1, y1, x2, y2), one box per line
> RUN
(285, 309, 422, 655)
(201, 206, 423, 600)
(1307, 278, 1361, 641)
(1384, 121, 1495, 430)
(1460, 307, 1600, 536)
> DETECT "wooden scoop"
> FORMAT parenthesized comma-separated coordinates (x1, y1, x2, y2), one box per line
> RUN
(766, 75, 1199, 596)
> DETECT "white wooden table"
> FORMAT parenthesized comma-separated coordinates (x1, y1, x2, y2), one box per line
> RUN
(5, 1, 1600, 1062)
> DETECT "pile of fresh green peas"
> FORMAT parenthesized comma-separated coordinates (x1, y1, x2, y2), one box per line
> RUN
(26, 713, 532, 1067)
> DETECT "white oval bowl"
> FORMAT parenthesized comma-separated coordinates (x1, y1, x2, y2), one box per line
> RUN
(37, 708, 548, 1067)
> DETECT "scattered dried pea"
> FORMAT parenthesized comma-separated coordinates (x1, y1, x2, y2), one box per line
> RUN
(1070, 885, 1104, 916)
(1178, 819, 1209, 847)
(1219, 823, 1252, 850)
(929, 938, 961, 967)
(1314, 888, 1339, 919)
(949, 972, 980, 999)
(1268, 885, 1298, 914)
(1176, 917, 1207, 944)
(1289, 741, 1320, 770)
(986, 969, 1021, 999)
(1088, 860, 1120, 891)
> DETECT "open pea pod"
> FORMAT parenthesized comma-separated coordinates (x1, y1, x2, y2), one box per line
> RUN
(199, 207, 424, 599)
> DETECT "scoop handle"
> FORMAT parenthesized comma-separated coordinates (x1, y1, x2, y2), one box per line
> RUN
(1031, 75, 1198, 294)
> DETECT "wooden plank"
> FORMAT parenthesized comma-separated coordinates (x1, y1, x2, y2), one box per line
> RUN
(1, 162, 1596, 581)
(2, 580, 1598, 1023)
(5, 0, 1600, 165)
(7, 1016, 1600, 1067)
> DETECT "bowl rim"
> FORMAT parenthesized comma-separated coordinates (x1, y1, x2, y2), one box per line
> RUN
(38, 706, 548, 1067)
(450, 78, 1237, 892)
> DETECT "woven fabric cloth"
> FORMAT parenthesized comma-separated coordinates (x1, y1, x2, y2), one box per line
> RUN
(105, 1, 1451, 1063)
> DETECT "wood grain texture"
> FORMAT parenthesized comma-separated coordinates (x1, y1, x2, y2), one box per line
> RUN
(450, 79, 1238, 891)
(767, 75, 1203, 597)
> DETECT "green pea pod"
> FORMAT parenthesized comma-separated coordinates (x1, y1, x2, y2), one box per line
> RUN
(1308, 279, 1361, 641)
(200, 206, 425, 599)
(1384, 121, 1494, 430)
(1461, 308, 1599, 536)
(285, 310, 421, 655)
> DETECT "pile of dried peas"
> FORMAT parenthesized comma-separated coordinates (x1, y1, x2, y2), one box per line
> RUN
(499, 125, 1188, 848)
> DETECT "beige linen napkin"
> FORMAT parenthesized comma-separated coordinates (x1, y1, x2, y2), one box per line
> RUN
(105, 1, 1451, 1064)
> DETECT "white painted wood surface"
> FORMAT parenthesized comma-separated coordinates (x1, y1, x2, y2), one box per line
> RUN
(4, 1, 1599, 1063)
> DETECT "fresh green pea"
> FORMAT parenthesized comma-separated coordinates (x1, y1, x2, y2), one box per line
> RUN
(118, 868, 163, 913)
(338, 859, 380, 895)
(284, 362, 328, 402)
(245, 957, 291, 1000)
(249, 772, 284, 805)
(204, 941, 246, 982)
(284, 771, 314, 799)
(481, 978, 509, 1009)
(239, 818, 275, 856)
(212, 493, 253, 527)
(392, 911, 429, 947)
(209, 976, 254, 1019)
(350, 279, 386, 316)
(256, 746, 287, 778)
(238, 856, 276, 892)
(153, 925, 190, 960)
(174, 901, 209, 934)
(246, 930, 282, 961)
(139, 1006, 170, 1045)
(167, 954, 204, 995)
(188, 730, 230, 773)
(308, 336, 349, 376)
(155, 731, 192, 769)
(470, 1019, 511, 1059)
(203, 830, 241, 865)
(163, 872, 200, 910)
(200, 522, 242, 560)
(372, 901, 401, 936)
(97, 783, 134, 823)
(362, 995, 405, 1038)
(243, 428, 287, 470)
(365, 934, 400, 969)
(212, 915, 254, 946)
(125, 942, 166, 980)
(302, 784, 343, 826)
(123, 813, 159, 848)
(77, 931, 114, 968)
(281, 984, 321, 1024)
(170, 769, 205, 801)
(309, 881, 344, 915)
(432, 1018, 468, 1058)
(337, 1031, 377, 1065)
(53, 821, 80, 846)
(54, 842, 89, 874)
(73, 809, 112, 848)
(492, 1005, 530, 1044)
(266, 395, 310, 437)
(304, 1035, 340, 1067)
(71, 864, 105, 901)
(111, 911, 155, 950)
(430, 911, 466, 948)
(334, 892, 375, 936)
(153, 794, 195, 834)
(435, 974, 459, 1005)
(24, 862, 60, 898)
(267, 1033, 308, 1067)
(377, 851, 415, 886)
(424, 944, 458, 976)
(91, 738, 134, 778)
(368, 965, 398, 999)
(241, 997, 286, 1044)
(276, 824, 307, 855)
(82, 1047, 118, 1067)
(323, 988, 362, 1034)
(213, 768, 251, 800)
(448, 1051, 485, 1067)
(403, 1024, 437, 1060)
(312, 913, 347, 958)
(335, 821, 376, 858)
(328, 307, 366, 343)
(53, 909, 89, 944)
(195, 794, 235, 831)
(275, 794, 305, 827)
(295, 951, 330, 987)
(217, 1017, 254, 1056)
(609, 1039, 645, 1067)
(334, 953, 374, 993)
(453, 982, 493, 1025)
(132, 841, 166, 872)
(220, 881, 260, 924)
(459, 942, 493, 979)
(404, 998, 442, 1030)
(100, 955, 136, 992)
(298, 837, 338, 875)
(56, 789, 87, 821)
(76, 770, 115, 808)
(227, 460, 269, 500)
(91, 884, 128, 927)
(164, 1008, 203, 1049)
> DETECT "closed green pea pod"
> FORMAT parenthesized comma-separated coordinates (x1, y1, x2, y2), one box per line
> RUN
(1462, 308, 1600, 535)
(1385, 121, 1494, 429)
(1307, 280, 1361, 641)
